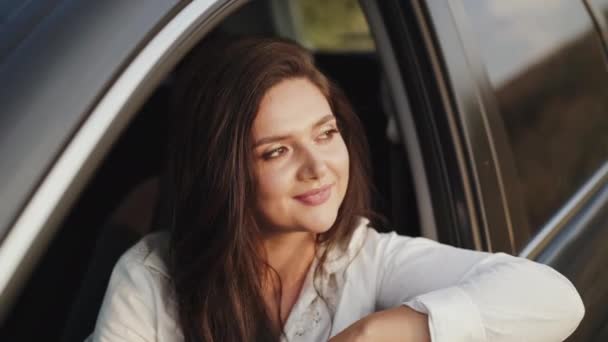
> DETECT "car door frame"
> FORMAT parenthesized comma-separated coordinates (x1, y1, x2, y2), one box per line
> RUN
(361, 0, 515, 252)
(396, 1, 608, 339)
(0, 0, 248, 324)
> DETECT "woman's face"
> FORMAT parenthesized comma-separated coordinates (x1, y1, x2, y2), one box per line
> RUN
(251, 77, 350, 235)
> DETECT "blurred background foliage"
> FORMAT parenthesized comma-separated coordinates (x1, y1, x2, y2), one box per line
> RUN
(291, 0, 374, 51)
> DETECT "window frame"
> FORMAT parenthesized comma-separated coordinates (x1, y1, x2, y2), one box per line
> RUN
(0, 0, 246, 325)
(397, 0, 523, 253)
(361, 0, 485, 248)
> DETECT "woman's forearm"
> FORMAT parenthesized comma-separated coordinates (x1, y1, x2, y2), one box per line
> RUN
(330, 306, 430, 342)
(363, 306, 431, 342)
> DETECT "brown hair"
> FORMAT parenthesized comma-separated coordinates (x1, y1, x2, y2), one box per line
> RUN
(166, 36, 372, 342)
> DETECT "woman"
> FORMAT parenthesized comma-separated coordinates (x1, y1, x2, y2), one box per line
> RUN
(89, 37, 584, 341)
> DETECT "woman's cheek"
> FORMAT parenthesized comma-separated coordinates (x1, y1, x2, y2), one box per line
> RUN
(255, 160, 293, 200)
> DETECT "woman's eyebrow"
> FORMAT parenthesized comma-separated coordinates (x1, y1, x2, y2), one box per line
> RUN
(253, 114, 335, 148)
(253, 134, 289, 148)
(313, 114, 336, 128)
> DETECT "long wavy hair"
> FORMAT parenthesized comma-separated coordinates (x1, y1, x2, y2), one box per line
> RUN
(165, 36, 372, 342)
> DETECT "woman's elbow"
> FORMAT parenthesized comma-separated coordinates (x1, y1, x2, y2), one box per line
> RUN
(561, 278, 585, 336)
(475, 255, 586, 340)
(531, 261, 586, 338)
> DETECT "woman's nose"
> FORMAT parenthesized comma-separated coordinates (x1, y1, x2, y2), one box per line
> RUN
(297, 147, 328, 181)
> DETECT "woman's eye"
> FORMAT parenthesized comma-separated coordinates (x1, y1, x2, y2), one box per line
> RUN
(263, 146, 288, 160)
(318, 128, 339, 141)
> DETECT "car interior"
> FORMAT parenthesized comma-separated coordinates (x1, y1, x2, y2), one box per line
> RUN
(0, 1, 420, 341)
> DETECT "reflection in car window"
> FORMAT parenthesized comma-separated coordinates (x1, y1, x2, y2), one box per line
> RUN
(461, 0, 608, 239)
(289, 0, 374, 52)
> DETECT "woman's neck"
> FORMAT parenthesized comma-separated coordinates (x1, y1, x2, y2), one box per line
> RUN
(261, 230, 317, 328)
(262, 230, 316, 285)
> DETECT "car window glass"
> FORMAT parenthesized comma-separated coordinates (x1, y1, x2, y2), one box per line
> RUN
(461, 0, 608, 241)
(289, 0, 374, 52)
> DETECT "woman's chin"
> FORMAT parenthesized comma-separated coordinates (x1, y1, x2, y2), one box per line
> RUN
(260, 206, 340, 235)
(296, 213, 338, 234)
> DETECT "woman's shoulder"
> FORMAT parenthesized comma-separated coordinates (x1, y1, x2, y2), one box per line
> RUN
(114, 230, 171, 281)
(92, 231, 179, 341)
(355, 218, 419, 248)
(350, 217, 443, 263)
(323, 218, 405, 272)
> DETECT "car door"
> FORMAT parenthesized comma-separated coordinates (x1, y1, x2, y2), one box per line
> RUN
(365, 0, 608, 341)
(450, 1, 608, 341)
(0, 0, 241, 340)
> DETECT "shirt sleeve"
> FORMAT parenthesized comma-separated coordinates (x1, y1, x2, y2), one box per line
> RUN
(373, 231, 585, 342)
(89, 252, 158, 342)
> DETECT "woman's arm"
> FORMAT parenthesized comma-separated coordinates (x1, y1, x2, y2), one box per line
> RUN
(329, 305, 430, 342)
(336, 230, 584, 342)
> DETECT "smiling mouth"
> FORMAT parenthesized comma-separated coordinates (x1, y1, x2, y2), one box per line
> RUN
(293, 183, 334, 206)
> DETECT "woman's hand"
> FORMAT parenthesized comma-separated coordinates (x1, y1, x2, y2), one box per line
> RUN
(329, 306, 430, 342)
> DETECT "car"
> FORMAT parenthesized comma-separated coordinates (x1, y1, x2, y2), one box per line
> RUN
(0, 0, 606, 341)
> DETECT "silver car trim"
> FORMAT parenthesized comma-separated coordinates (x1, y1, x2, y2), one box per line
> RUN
(0, 0, 235, 322)
(520, 161, 608, 259)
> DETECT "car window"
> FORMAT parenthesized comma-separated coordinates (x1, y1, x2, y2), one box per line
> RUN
(460, 0, 608, 242)
(289, 0, 374, 52)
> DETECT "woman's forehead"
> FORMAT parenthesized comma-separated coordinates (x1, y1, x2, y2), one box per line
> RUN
(252, 78, 333, 138)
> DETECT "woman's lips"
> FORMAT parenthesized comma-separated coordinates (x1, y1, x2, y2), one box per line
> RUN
(293, 183, 333, 206)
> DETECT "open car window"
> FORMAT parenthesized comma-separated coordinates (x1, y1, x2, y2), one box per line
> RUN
(287, 0, 375, 52)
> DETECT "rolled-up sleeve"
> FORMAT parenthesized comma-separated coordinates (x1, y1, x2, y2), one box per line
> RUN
(374, 231, 585, 342)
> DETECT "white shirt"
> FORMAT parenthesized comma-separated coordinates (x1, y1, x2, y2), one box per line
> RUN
(89, 219, 584, 341)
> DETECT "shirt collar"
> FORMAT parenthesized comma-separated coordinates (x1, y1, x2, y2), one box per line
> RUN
(318, 216, 370, 275)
